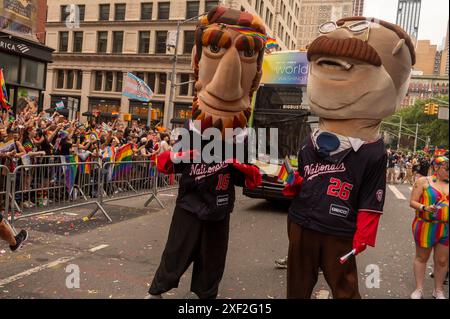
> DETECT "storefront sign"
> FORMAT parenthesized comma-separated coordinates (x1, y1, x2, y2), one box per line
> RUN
(261, 51, 309, 86)
(0, 32, 53, 62)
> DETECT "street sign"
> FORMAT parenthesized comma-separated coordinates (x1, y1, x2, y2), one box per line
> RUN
(438, 107, 449, 120)
(167, 31, 177, 48)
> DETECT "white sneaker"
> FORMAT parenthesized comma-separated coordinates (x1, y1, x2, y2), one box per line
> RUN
(144, 294, 163, 299)
(410, 288, 424, 299)
(432, 289, 447, 299)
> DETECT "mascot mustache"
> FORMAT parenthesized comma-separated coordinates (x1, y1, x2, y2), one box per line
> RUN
(307, 36, 382, 67)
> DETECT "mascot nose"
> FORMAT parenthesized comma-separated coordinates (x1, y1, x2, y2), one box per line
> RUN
(205, 48, 244, 101)
(329, 27, 354, 40)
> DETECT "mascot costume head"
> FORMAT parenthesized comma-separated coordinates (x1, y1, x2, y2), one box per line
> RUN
(307, 17, 415, 141)
(191, 6, 267, 137)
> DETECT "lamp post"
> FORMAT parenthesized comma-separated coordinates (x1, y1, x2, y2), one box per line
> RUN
(164, 13, 207, 129)
(397, 115, 402, 150)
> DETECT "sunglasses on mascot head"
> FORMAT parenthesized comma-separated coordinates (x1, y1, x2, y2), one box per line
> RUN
(319, 20, 372, 42)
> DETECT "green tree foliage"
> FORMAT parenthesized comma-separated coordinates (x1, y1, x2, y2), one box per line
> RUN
(384, 96, 449, 150)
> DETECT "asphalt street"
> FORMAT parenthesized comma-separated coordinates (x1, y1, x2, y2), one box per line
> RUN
(0, 183, 448, 299)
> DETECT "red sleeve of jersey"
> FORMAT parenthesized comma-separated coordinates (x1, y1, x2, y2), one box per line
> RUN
(157, 151, 174, 174)
(229, 160, 262, 190)
(282, 172, 303, 197)
(353, 211, 381, 255)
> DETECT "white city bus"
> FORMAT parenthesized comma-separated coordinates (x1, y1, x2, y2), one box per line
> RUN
(243, 50, 318, 201)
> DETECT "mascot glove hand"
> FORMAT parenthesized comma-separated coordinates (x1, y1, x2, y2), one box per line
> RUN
(282, 172, 303, 198)
(171, 150, 200, 162)
(228, 160, 262, 190)
(352, 211, 381, 256)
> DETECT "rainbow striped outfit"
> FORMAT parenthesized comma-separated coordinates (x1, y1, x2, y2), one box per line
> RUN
(412, 178, 449, 248)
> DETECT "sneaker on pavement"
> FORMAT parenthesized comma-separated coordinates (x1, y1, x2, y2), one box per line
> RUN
(410, 288, 424, 299)
(432, 289, 447, 299)
(9, 230, 28, 252)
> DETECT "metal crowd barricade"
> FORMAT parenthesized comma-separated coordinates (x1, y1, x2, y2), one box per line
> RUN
(0, 165, 11, 219)
(102, 159, 164, 209)
(9, 160, 111, 226)
(144, 170, 182, 209)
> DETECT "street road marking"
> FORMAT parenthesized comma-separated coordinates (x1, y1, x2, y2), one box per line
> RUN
(388, 185, 407, 200)
(89, 244, 109, 252)
(0, 256, 76, 287)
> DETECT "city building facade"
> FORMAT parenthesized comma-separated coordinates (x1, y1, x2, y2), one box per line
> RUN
(396, 0, 421, 45)
(44, 0, 301, 127)
(1, 0, 53, 113)
(352, 0, 364, 16)
(401, 74, 449, 108)
(414, 40, 438, 76)
(297, 0, 353, 49)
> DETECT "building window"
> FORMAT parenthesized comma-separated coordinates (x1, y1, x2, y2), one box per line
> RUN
(114, 4, 126, 21)
(135, 72, 145, 81)
(20, 59, 45, 89)
(183, 31, 195, 54)
(186, 1, 199, 19)
(179, 74, 190, 96)
(59, 31, 69, 52)
(0, 53, 20, 83)
(67, 70, 74, 89)
(73, 31, 83, 53)
(56, 70, 64, 89)
(139, 31, 150, 54)
(205, 0, 217, 12)
(158, 73, 167, 94)
(112, 31, 124, 53)
(155, 31, 167, 53)
(116, 72, 123, 92)
(78, 5, 85, 21)
(97, 31, 108, 53)
(147, 73, 156, 91)
(141, 2, 153, 20)
(76, 70, 82, 90)
(158, 2, 170, 20)
(105, 72, 113, 91)
(99, 4, 110, 21)
(94, 71, 103, 91)
(60, 5, 70, 22)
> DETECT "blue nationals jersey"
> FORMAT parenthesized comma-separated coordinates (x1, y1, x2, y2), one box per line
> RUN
(288, 135, 388, 237)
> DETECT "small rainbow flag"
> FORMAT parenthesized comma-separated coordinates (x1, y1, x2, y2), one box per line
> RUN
(0, 68, 11, 111)
(64, 155, 79, 194)
(112, 144, 133, 180)
(278, 157, 295, 185)
(266, 37, 278, 50)
(78, 156, 91, 174)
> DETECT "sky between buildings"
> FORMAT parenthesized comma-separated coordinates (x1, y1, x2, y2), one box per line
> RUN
(364, 0, 449, 48)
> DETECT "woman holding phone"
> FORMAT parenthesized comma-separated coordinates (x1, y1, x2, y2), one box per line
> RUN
(409, 156, 449, 299)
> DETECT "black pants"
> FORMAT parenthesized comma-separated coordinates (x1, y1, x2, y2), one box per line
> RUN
(149, 206, 230, 299)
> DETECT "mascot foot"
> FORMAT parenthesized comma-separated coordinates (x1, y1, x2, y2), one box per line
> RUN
(145, 294, 163, 299)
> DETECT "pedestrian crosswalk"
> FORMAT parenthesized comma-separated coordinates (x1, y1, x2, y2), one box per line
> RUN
(387, 184, 412, 200)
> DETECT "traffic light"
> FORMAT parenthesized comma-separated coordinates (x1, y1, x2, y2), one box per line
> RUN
(424, 103, 439, 115)
(431, 103, 439, 115)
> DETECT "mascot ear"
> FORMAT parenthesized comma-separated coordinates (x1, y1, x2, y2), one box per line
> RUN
(392, 39, 405, 56)
(191, 45, 197, 70)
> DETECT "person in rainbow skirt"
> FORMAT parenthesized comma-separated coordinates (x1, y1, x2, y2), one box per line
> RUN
(409, 156, 449, 299)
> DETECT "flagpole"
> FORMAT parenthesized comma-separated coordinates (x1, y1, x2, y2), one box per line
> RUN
(147, 102, 152, 128)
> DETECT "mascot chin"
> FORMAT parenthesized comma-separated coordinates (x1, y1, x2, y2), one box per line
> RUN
(284, 17, 415, 299)
(148, 6, 265, 299)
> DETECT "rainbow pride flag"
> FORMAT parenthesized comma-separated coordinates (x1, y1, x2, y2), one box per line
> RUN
(0, 68, 11, 111)
(278, 157, 295, 185)
(266, 37, 278, 50)
(78, 156, 91, 174)
(64, 155, 79, 194)
(112, 144, 133, 180)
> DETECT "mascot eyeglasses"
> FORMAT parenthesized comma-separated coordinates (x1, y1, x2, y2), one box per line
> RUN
(319, 20, 372, 42)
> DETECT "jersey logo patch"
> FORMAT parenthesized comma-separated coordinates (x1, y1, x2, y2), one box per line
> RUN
(217, 195, 229, 206)
(329, 204, 350, 218)
(376, 189, 383, 202)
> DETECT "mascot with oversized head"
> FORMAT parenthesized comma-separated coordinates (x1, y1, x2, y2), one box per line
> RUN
(284, 17, 415, 298)
(148, 6, 265, 299)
